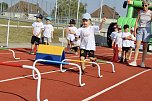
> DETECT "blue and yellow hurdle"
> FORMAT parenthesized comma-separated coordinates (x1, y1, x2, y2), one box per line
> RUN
(36, 44, 65, 65)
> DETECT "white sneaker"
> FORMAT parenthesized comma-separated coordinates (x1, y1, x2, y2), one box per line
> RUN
(129, 61, 137, 67)
(140, 62, 145, 68)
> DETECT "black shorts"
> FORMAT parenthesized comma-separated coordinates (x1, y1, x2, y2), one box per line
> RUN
(122, 47, 130, 52)
(31, 36, 40, 45)
(80, 49, 95, 58)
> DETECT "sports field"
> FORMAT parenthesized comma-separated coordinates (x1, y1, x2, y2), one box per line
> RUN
(0, 46, 152, 101)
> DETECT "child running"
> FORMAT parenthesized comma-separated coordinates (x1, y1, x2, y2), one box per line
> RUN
(75, 13, 106, 74)
(30, 14, 44, 54)
(42, 16, 54, 45)
(121, 24, 132, 63)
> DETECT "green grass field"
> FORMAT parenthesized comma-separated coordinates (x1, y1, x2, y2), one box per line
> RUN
(0, 18, 63, 43)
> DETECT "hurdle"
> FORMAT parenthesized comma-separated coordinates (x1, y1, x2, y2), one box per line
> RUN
(0, 47, 20, 60)
(0, 62, 46, 101)
(95, 59, 115, 73)
(35, 45, 65, 65)
(32, 59, 85, 87)
(61, 59, 103, 78)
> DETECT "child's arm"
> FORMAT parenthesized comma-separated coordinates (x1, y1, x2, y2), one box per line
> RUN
(51, 31, 54, 38)
(127, 35, 132, 40)
(134, 12, 139, 37)
(99, 17, 106, 30)
(66, 27, 70, 33)
(32, 27, 35, 35)
(36, 28, 43, 37)
(112, 39, 115, 48)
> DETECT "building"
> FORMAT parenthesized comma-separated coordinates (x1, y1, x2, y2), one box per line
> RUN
(91, 5, 120, 20)
(4, 1, 48, 20)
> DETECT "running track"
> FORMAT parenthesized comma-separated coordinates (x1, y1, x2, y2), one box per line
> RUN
(0, 47, 152, 101)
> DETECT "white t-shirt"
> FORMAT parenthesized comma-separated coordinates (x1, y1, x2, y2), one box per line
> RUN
(110, 31, 117, 41)
(67, 26, 77, 41)
(130, 34, 136, 47)
(32, 22, 44, 38)
(76, 26, 99, 50)
(43, 24, 54, 38)
(115, 32, 123, 48)
(122, 32, 131, 47)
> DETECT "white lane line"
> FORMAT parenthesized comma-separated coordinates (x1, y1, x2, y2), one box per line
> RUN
(82, 69, 151, 101)
(0, 67, 77, 83)
(0, 60, 107, 83)
(2, 60, 30, 63)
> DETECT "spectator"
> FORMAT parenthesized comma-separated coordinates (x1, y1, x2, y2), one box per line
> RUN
(121, 24, 132, 63)
(129, 1, 152, 67)
(29, 14, 44, 54)
(42, 16, 54, 45)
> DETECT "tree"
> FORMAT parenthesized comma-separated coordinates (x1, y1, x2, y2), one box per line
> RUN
(51, 0, 87, 20)
(0, 2, 8, 15)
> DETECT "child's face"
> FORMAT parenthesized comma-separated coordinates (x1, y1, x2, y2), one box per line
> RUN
(36, 18, 42, 22)
(118, 29, 122, 33)
(46, 20, 51, 24)
(69, 24, 74, 27)
(82, 19, 91, 27)
(124, 28, 129, 32)
(114, 27, 118, 31)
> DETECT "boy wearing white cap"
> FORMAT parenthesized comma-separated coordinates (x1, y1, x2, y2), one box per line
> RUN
(42, 16, 54, 45)
(75, 13, 106, 74)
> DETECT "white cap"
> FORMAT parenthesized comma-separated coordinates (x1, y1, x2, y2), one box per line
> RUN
(82, 13, 92, 20)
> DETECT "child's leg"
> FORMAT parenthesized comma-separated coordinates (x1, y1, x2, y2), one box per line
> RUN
(88, 50, 96, 67)
(80, 56, 86, 71)
(35, 37, 40, 52)
(31, 44, 35, 52)
(48, 37, 52, 45)
(118, 48, 122, 61)
(129, 47, 133, 60)
(122, 51, 126, 62)
(80, 49, 87, 72)
(67, 40, 71, 51)
(30, 36, 35, 53)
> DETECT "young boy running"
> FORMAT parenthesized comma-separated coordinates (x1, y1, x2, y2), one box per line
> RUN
(30, 14, 44, 54)
(76, 13, 106, 74)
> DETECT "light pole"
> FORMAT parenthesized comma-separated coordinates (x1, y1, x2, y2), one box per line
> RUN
(76, 0, 80, 25)
(55, 0, 58, 23)
(99, 0, 104, 21)
(68, 0, 71, 21)
(0, 0, 3, 15)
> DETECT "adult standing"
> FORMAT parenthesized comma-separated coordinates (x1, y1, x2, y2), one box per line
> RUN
(129, 1, 152, 67)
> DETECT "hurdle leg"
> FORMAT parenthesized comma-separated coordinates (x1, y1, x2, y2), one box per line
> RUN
(22, 65, 47, 101)
(34, 59, 85, 87)
(61, 59, 85, 87)
(8, 49, 20, 60)
(105, 61, 115, 73)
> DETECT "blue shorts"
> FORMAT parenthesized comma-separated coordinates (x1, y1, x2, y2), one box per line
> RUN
(136, 27, 152, 42)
